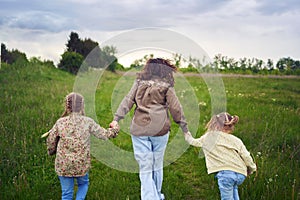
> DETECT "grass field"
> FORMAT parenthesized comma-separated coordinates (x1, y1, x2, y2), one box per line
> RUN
(0, 63, 299, 199)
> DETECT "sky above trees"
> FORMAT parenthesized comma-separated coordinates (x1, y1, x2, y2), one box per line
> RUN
(1, 0, 300, 66)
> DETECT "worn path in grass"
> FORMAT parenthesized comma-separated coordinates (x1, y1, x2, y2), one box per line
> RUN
(117, 71, 300, 79)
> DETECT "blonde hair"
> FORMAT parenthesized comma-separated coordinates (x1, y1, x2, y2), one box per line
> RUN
(205, 112, 239, 132)
(61, 92, 85, 117)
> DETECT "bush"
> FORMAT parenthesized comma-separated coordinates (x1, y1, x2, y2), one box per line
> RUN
(57, 51, 84, 74)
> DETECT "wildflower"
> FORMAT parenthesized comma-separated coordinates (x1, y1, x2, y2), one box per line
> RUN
(198, 101, 207, 106)
(268, 178, 273, 182)
(256, 151, 262, 157)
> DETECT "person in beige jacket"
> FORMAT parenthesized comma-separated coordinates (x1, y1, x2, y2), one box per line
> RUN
(185, 112, 256, 200)
(110, 58, 191, 200)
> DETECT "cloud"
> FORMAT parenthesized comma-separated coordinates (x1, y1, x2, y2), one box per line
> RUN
(0, 0, 299, 65)
(256, 0, 300, 15)
(3, 11, 75, 32)
(62, 0, 229, 31)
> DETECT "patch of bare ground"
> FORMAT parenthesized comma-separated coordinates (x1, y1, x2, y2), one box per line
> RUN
(181, 73, 300, 78)
(117, 71, 300, 78)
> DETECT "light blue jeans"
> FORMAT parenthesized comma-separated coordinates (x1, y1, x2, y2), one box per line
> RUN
(216, 170, 246, 200)
(131, 133, 169, 200)
(58, 173, 89, 200)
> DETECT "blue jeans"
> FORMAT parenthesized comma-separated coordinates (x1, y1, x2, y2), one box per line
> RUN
(131, 133, 169, 200)
(216, 170, 246, 200)
(58, 173, 89, 200)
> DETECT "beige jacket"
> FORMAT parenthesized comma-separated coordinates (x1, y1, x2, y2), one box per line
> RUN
(114, 79, 188, 136)
(186, 131, 257, 176)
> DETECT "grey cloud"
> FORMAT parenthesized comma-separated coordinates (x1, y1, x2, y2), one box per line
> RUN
(68, 0, 228, 31)
(0, 0, 228, 32)
(5, 11, 76, 32)
(0, 0, 78, 32)
(256, 0, 300, 15)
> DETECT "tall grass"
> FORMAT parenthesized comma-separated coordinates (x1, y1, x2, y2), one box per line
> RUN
(0, 63, 299, 199)
(0, 63, 74, 199)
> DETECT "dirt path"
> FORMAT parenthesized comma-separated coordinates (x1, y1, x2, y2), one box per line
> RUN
(182, 73, 300, 79)
(117, 71, 300, 79)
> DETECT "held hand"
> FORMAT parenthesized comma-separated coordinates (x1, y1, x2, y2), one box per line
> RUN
(109, 121, 120, 138)
(108, 128, 119, 138)
(184, 131, 194, 144)
(110, 121, 119, 129)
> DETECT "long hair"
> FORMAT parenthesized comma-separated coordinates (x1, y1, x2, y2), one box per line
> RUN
(137, 58, 177, 87)
(205, 112, 239, 132)
(61, 92, 85, 117)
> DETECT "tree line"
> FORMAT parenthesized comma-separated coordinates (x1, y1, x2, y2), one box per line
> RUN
(1, 32, 300, 75)
(1, 32, 124, 74)
(128, 53, 300, 75)
(58, 32, 124, 74)
(211, 54, 300, 75)
(1, 43, 28, 65)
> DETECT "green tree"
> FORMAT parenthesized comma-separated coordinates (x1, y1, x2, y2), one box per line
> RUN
(102, 45, 117, 56)
(129, 54, 154, 70)
(1, 43, 8, 63)
(239, 58, 247, 71)
(58, 51, 84, 74)
(66, 32, 99, 58)
(62, 32, 122, 72)
(266, 59, 274, 70)
(173, 53, 182, 68)
(1, 43, 28, 64)
(29, 57, 55, 68)
(8, 49, 28, 64)
(277, 57, 292, 71)
(251, 58, 264, 73)
(81, 38, 99, 58)
(101, 45, 123, 72)
(66, 32, 81, 53)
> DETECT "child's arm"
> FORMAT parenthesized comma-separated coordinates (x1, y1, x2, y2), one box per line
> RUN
(240, 144, 257, 175)
(184, 132, 203, 147)
(90, 120, 119, 140)
(46, 124, 60, 156)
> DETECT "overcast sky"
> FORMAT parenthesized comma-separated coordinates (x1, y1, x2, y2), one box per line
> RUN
(1, 0, 300, 66)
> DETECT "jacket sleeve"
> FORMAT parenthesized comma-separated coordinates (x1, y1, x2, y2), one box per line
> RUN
(239, 143, 257, 174)
(46, 123, 60, 156)
(89, 119, 118, 140)
(185, 133, 204, 147)
(166, 87, 189, 133)
(113, 80, 138, 122)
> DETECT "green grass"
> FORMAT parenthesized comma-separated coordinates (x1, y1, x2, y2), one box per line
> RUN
(0, 63, 299, 199)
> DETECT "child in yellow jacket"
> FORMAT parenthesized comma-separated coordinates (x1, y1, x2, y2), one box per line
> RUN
(185, 112, 256, 200)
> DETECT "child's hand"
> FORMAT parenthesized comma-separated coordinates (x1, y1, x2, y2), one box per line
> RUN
(184, 132, 194, 144)
(41, 131, 50, 138)
(184, 132, 202, 147)
(108, 127, 119, 138)
(109, 121, 118, 129)
(108, 121, 120, 138)
(247, 167, 255, 176)
(247, 168, 252, 176)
